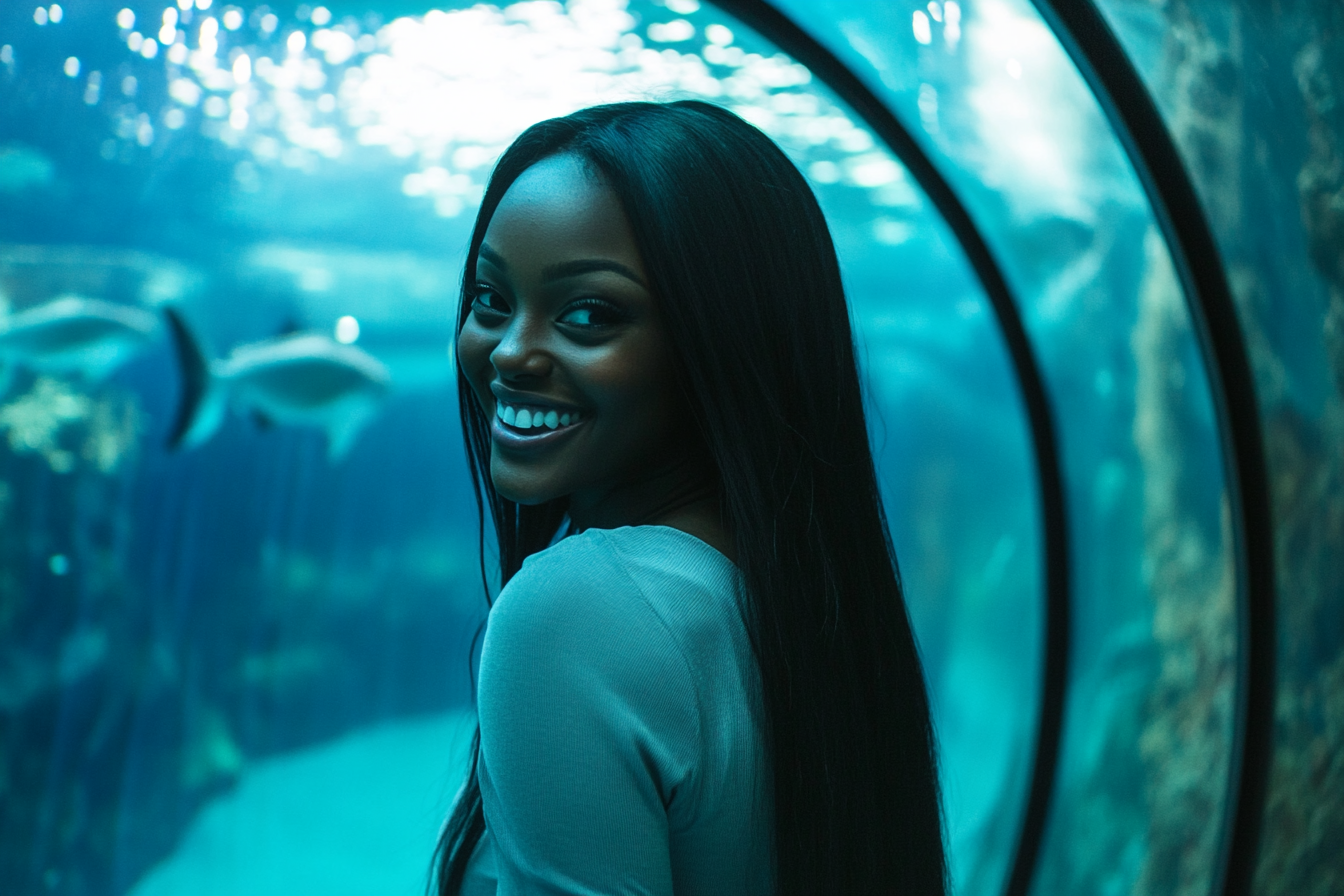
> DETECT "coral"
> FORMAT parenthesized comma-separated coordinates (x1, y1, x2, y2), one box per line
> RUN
(1132, 229, 1235, 896)
(0, 376, 141, 475)
(1133, 1, 1344, 891)
(0, 377, 90, 473)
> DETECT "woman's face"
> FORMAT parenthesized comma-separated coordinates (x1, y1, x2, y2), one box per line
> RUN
(456, 153, 686, 511)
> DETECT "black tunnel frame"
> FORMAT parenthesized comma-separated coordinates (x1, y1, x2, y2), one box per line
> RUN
(713, 2, 1276, 895)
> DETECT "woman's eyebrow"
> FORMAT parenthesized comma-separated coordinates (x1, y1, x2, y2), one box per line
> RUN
(541, 259, 646, 287)
(478, 244, 508, 271)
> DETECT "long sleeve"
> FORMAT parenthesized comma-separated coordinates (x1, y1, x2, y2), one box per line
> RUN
(476, 536, 703, 896)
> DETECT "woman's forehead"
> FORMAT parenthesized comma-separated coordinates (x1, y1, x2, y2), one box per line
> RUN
(480, 155, 644, 280)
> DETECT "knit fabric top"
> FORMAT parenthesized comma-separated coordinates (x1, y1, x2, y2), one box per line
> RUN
(460, 525, 772, 896)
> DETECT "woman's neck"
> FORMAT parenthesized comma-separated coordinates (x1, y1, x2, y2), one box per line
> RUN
(567, 454, 735, 562)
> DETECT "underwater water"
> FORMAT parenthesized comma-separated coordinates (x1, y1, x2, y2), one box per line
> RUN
(1, 0, 1339, 894)
(0, 2, 1037, 892)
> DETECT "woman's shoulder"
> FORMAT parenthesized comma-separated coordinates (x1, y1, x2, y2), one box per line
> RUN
(498, 525, 738, 627)
(480, 527, 712, 754)
(491, 526, 747, 658)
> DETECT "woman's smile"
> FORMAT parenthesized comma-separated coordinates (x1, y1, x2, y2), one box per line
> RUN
(489, 392, 587, 449)
(455, 152, 695, 523)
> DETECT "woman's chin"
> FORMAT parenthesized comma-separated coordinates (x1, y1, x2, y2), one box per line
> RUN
(489, 469, 565, 507)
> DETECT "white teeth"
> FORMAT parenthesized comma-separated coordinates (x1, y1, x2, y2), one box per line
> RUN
(497, 403, 581, 430)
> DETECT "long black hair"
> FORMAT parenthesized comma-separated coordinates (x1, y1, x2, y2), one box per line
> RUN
(433, 100, 946, 895)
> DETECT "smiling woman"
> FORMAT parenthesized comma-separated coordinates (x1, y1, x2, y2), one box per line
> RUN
(458, 155, 721, 553)
(437, 101, 946, 895)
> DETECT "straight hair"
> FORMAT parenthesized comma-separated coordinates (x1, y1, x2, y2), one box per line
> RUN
(433, 100, 946, 895)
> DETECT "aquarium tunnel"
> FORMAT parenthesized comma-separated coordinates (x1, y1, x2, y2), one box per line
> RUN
(0, 0, 1340, 893)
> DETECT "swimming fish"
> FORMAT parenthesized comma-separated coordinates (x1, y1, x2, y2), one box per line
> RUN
(165, 307, 391, 461)
(0, 295, 159, 387)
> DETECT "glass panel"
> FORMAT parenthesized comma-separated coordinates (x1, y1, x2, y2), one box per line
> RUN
(0, 1, 1039, 892)
(1095, 1, 1344, 891)
(767, 0, 1238, 893)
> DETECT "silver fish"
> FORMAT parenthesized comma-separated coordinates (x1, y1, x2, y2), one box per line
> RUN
(165, 308, 390, 461)
(0, 295, 158, 382)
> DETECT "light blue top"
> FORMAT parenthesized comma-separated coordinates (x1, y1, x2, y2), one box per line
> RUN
(461, 525, 773, 896)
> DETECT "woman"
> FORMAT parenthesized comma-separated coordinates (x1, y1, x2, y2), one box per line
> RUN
(434, 101, 946, 895)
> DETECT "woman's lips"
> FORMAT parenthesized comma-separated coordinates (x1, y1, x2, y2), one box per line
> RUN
(490, 414, 584, 450)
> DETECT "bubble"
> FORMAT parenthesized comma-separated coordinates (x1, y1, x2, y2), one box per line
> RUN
(198, 16, 219, 54)
(167, 43, 188, 64)
(872, 218, 912, 246)
(222, 8, 243, 30)
(0, 45, 12, 65)
(164, 107, 186, 128)
(141, 38, 159, 59)
(912, 10, 932, 45)
(169, 77, 201, 105)
(127, 31, 143, 51)
(49, 554, 69, 576)
(232, 53, 251, 84)
(287, 31, 306, 54)
(310, 6, 331, 26)
(63, 56, 79, 77)
(808, 160, 840, 184)
(34, 7, 49, 26)
(260, 13, 278, 34)
(705, 24, 733, 46)
(48, 5, 62, 24)
(121, 74, 137, 96)
(335, 315, 360, 344)
(196, 0, 213, 8)
(116, 8, 135, 29)
(647, 19, 694, 43)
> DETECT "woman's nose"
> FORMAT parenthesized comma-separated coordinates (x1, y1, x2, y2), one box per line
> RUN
(489, 315, 552, 380)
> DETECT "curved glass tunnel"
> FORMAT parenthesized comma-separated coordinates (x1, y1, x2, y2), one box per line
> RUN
(0, 1, 1337, 894)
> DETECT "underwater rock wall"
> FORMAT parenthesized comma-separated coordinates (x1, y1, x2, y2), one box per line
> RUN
(1116, 0, 1344, 891)
(0, 364, 483, 896)
(1255, 2, 1344, 892)
(0, 373, 149, 895)
(1130, 225, 1234, 896)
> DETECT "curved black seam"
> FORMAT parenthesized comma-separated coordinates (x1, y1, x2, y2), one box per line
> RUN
(709, 3, 1072, 893)
(1027, 3, 1276, 895)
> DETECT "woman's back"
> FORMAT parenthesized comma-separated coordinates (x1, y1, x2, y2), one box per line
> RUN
(468, 526, 772, 896)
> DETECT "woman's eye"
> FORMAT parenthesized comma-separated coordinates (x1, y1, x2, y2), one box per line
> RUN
(557, 300, 623, 328)
(470, 287, 509, 318)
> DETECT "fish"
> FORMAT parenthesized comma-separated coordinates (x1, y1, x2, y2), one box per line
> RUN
(164, 307, 391, 461)
(0, 295, 159, 388)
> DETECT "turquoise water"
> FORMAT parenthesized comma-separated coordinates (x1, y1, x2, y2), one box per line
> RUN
(6, 0, 1339, 894)
(131, 711, 474, 896)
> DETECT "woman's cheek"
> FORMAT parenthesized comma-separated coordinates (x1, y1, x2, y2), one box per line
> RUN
(456, 323, 497, 406)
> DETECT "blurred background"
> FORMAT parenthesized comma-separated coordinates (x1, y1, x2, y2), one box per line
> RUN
(0, 0, 1337, 894)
